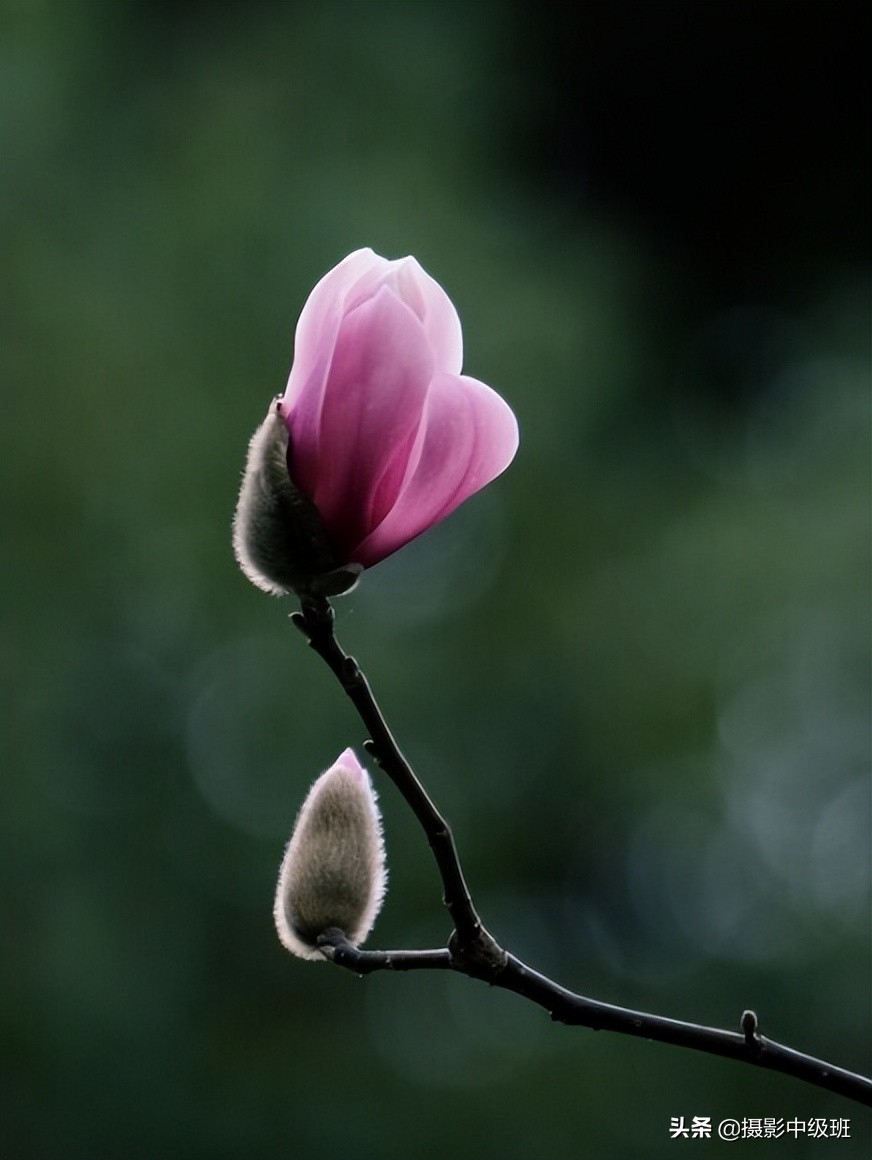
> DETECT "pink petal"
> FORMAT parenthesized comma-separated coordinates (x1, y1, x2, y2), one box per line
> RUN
(282, 248, 390, 418)
(283, 251, 462, 456)
(294, 285, 435, 557)
(382, 258, 463, 374)
(354, 372, 519, 567)
(288, 250, 463, 384)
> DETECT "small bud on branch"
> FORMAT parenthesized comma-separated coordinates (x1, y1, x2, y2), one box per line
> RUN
(274, 749, 386, 961)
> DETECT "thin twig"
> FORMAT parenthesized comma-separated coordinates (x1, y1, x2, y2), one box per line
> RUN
(316, 930, 451, 974)
(293, 597, 872, 1108)
(292, 595, 492, 949)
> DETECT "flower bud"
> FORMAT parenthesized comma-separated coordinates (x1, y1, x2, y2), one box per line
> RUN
(274, 748, 387, 961)
(232, 400, 363, 597)
(233, 248, 519, 598)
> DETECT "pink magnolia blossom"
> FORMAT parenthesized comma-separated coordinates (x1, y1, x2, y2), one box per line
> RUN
(233, 249, 518, 597)
(280, 248, 518, 569)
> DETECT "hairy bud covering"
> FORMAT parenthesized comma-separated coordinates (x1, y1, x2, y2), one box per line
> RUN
(274, 749, 386, 961)
(232, 401, 362, 597)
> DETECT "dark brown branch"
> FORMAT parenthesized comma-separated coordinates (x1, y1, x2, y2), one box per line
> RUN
(316, 930, 451, 974)
(292, 597, 872, 1108)
(292, 595, 492, 948)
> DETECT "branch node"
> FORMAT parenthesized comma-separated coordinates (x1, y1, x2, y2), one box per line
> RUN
(448, 925, 508, 981)
(363, 739, 384, 767)
(316, 927, 346, 957)
(741, 1009, 761, 1051)
(289, 610, 310, 639)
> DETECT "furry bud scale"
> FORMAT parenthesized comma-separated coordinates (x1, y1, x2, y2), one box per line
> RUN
(232, 400, 362, 598)
(274, 749, 387, 961)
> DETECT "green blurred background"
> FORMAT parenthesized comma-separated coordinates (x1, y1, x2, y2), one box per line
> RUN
(2, 1, 869, 1157)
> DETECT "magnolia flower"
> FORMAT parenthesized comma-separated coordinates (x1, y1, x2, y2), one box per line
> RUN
(274, 748, 387, 961)
(234, 248, 518, 596)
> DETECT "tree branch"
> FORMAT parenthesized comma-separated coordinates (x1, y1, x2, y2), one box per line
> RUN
(292, 595, 495, 952)
(316, 930, 451, 974)
(293, 597, 872, 1108)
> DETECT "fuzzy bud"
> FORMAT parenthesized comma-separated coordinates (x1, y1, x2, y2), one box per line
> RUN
(232, 399, 363, 598)
(274, 748, 387, 961)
